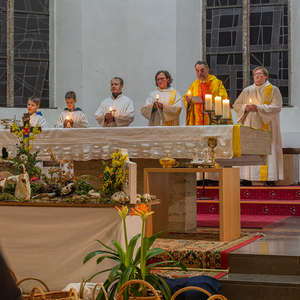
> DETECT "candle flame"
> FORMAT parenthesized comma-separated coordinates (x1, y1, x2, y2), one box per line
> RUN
(156, 95, 159, 100)
(249, 98, 252, 103)
(66, 116, 69, 120)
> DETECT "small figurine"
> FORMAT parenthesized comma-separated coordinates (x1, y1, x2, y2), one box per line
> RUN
(192, 148, 199, 162)
(7, 164, 31, 200)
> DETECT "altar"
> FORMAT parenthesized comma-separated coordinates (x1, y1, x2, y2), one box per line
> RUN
(0, 204, 142, 291)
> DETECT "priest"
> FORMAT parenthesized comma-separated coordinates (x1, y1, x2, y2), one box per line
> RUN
(183, 61, 233, 125)
(233, 66, 284, 185)
(141, 70, 182, 126)
(95, 77, 135, 127)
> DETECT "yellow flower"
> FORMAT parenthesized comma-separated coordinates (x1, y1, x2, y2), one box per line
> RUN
(115, 205, 128, 220)
(130, 203, 154, 220)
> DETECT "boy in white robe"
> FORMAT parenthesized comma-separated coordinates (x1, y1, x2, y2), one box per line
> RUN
(95, 77, 134, 127)
(27, 96, 48, 128)
(141, 70, 182, 126)
(55, 91, 89, 128)
(233, 66, 283, 185)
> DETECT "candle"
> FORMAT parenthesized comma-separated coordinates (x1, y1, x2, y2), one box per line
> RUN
(249, 98, 252, 104)
(109, 107, 112, 113)
(215, 96, 222, 116)
(156, 94, 159, 102)
(205, 94, 212, 110)
(187, 90, 192, 98)
(222, 99, 230, 119)
(66, 116, 71, 128)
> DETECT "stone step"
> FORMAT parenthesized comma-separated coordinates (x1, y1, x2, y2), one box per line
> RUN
(219, 273, 300, 300)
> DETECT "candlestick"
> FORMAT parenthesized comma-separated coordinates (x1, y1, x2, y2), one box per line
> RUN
(187, 90, 192, 99)
(205, 94, 212, 110)
(222, 99, 230, 119)
(215, 96, 222, 115)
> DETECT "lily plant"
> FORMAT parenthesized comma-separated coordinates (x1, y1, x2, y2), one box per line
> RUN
(84, 203, 187, 300)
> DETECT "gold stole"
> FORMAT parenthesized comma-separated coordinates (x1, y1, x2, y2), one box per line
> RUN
(165, 90, 177, 126)
(260, 84, 272, 181)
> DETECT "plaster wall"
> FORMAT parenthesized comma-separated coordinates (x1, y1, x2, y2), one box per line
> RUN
(0, 0, 298, 151)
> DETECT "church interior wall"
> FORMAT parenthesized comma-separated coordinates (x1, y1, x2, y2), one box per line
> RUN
(0, 0, 299, 153)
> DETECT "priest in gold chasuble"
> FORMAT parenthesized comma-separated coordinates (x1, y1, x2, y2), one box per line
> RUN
(183, 61, 233, 125)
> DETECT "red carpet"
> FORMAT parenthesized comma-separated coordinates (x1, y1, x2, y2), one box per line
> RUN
(197, 214, 287, 228)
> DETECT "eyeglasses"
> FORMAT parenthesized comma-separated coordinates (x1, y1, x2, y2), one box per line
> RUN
(253, 72, 265, 77)
(157, 78, 166, 81)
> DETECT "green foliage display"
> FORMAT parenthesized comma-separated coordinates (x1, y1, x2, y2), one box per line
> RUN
(84, 204, 186, 300)
(76, 176, 94, 196)
(12, 147, 42, 178)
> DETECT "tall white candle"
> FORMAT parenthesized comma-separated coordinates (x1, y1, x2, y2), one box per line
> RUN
(205, 94, 212, 110)
(222, 99, 230, 119)
(215, 96, 222, 115)
(156, 94, 159, 102)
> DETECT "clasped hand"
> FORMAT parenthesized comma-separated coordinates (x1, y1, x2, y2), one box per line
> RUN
(245, 104, 258, 112)
(105, 112, 114, 124)
(153, 102, 163, 109)
(64, 118, 74, 127)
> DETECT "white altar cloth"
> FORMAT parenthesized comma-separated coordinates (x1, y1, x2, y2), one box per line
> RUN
(0, 205, 142, 291)
(0, 125, 270, 162)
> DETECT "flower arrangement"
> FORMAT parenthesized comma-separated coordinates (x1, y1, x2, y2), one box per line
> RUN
(84, 203, 186, 300)
(11, 122, 41, 151)
(99, 150, 128, 197)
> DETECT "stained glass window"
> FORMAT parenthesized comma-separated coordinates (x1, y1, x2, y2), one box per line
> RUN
(205, 0, 289, 105)
(0, 0, 49, 107)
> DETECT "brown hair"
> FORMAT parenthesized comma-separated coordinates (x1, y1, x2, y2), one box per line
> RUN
(28, 96, 40, 106)
(252, 66, 269, 77)
(65, 91, 76, 100)
(155, 70, 173, 87)
(111, 77, 124, 86)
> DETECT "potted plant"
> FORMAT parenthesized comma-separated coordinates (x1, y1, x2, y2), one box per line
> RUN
(84, 203, 187, 300)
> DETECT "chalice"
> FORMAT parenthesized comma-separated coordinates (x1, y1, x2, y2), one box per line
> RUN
(207, 137, 220, 168)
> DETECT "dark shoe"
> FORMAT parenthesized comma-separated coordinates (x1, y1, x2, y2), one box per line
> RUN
(266, 181, 276, 186)
(240, 179, 252, 186)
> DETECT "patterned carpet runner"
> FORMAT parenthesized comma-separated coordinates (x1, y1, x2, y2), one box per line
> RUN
(149, 232, 262, 279)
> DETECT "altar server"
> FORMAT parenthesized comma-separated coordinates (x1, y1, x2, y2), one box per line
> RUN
(95, 77, 134, 127)
(141, 70, 182, 126)
(27, 96, 48, 128)
(233, 66, 283, 185)
(183, 61, 233, 125)
(55, 91, 89, 128)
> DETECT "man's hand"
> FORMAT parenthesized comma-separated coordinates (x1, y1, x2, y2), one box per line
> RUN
(153, 102, 158, 109)
(245, 104, 258, 112)
(105, 112, 114, 124)
(186, 96, 192, 103)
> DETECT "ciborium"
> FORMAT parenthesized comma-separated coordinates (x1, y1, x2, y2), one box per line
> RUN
(207, 137, 220, 168)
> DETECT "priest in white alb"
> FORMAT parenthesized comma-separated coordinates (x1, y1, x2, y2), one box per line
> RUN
(141, 70, 182, 126)
(95, 77, 134, 127)
(233, 66, 284, 185)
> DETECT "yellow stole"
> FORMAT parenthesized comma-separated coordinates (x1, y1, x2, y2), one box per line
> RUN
(260, 84, 272, 181)
(165, 90, 177, 126)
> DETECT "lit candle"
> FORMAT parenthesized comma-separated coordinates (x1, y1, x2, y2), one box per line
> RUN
(222, 99, 230, 119)
(205, 94, 212, 110)
(249, 98, 252, 104)
(156, 94, 159, 102)
(109, 107, 112, 113)
(66, 116, 71, 128)
(215, 96, 222, 116)
(187, 90, 192, 99)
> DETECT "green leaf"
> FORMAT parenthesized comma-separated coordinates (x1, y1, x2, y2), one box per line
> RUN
(145, 248, 172, 260)
(96, 255, 120, 265)
(108, 263, 121, 282)
(125, 233, 141, 266)
(85, 268, 112, 282)
(146, 260, 187, 272)
(112, 241, 126, 263)
(120, 266, 134, 286)
(95, 239, 117, 253)
(148, 231, 163, 248)
(83, 250, 119, 264)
